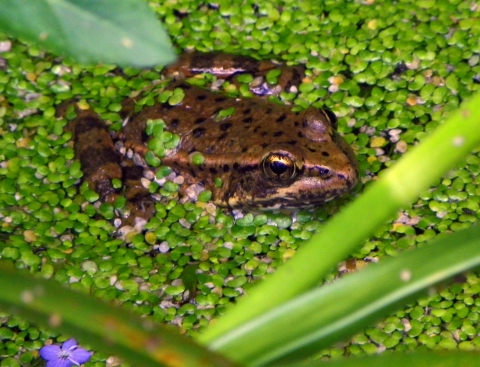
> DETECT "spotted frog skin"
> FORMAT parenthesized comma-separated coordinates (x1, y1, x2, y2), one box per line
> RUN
(63, 52, 359, 223)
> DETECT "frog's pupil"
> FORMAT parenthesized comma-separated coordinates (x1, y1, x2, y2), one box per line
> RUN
(270, 160, 287, 175)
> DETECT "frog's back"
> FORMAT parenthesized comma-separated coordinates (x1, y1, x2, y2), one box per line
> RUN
(126, 83, 309, 153)
(123, 79, 358, 209)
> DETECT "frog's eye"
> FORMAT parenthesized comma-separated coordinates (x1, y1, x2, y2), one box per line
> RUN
(322, 108, 338, 130)
(262, 153, 297, 182)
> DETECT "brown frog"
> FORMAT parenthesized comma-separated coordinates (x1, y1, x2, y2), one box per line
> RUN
(63, 52, 359, 224)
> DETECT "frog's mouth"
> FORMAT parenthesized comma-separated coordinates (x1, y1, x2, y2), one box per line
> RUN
(245, 189, 348, 210)
(228, 172, 358, 210)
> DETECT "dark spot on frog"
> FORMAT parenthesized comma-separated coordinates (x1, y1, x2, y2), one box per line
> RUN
(219, 122, 232, 132)
(253, 126, 260, 133)
(261, 143, 269, 148)
(223, 164, 230, 172)
(233, 162, 240, 170)
(217, 132, 228, 141)
(209, 167, 218, 174)
(243, 117, 253, 123)
(215, 96, 227, 103)
(322, 151, 330, 157)
(266, 108, 272, 114)
(297, 132, 303, 138)
(194, 117, 206, 124)
(286, 140, 297, 145)
(294, 121, 300, 127)
(242, 108, 251, 115)
(273, 131, 284, 137)
(170, 118, 180, 128)
(308, 147, 316, 153)
(193, 127, 206, 138)
(276, 114, 287, 123)
(261, 131, 268, 137)
(196, 94, 208, 101)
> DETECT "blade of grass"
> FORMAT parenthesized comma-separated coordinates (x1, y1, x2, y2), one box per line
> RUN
(293, 351, 480, 367)
(198, 92, 480, 346)
(210, 225, 480, 366)
(0, 263, 242, 367)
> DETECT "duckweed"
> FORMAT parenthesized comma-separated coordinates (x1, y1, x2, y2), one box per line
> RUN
(2, 0, 480, 363)
(167, 88, 185, 106)
(190, 152, 205, 165)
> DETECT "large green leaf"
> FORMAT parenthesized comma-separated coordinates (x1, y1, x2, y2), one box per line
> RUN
(208, 224, 480, 366)
(0, 0, 176, 67)
(0, 264, 241, 367)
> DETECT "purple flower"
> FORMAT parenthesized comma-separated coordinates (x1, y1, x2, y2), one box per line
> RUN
(40, 338, 92, 367)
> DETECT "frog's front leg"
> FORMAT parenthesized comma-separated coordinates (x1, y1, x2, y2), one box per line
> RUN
(58, 102, 155, 226)
(59, 102, 122, 203)
(163, 51, 306, 96)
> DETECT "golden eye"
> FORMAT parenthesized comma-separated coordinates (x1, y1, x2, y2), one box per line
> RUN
(262, 153, 296, 182)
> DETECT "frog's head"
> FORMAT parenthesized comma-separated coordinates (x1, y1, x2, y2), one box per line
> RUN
(224, 107, 359, 209)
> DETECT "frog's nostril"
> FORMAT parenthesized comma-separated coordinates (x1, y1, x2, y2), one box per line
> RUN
(317, 167, 332, 178)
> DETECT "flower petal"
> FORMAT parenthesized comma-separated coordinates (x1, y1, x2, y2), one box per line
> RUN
(46, 358, 74, 367)
(62, 339, 78, 351)
(40, 345, 61, 361)
(69, 348, 93, 365)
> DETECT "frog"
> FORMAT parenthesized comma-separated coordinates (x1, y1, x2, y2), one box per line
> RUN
(61, 51, 359, 225)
